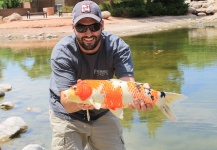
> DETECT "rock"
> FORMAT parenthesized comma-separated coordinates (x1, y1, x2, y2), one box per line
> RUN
(0, 90, 5, 97)
(45, 34, 52, 38)
(38, 36, 45, 40)
(26, 107, 42, 113)
(188, 7, 197, 14)
(0, 116, 28, 142)
(38, 32, 45, 36)
(5, 34, 12, 39)
(3, 13, 22, 22)
(22, 144, 46, 150)
(189, 1, 217, 16)
(51, 34, 58, 38)
(192, 3, 202, 9)
(0, 83, 12, 92)
(102, 11, 111, 19)
(23, 35, 30, 39)
(198, 12, 207, 16)
(0, 101, 14, 110)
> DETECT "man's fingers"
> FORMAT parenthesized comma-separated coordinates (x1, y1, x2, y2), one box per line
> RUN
(134, 99, 141, 110)
(128, 99, 153, 112)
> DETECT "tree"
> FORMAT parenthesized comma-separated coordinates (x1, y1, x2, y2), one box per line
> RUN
(2, 0, 22, 8)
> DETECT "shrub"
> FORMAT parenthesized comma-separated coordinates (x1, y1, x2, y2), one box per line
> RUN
(60, 6, 73, 13)
(165, 3, 189, 15)
(110, 0, 148, 17)
(99, 2, 111, 11)
(146, 2, 166, 16)
(111, 6, 148, 17)
(2, 0, 22, 8)
(146, 0, 188, 16)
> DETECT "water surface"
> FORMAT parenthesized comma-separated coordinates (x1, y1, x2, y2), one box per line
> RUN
(0, 27, 217, 150)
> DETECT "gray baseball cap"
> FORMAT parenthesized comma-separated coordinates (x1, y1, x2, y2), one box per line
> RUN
(72, 0, 102, 25)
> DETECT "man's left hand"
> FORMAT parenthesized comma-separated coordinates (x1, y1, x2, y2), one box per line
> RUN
(128, 99, 153, 112)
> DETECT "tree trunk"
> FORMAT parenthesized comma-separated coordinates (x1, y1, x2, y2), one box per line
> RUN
(109, 0, 114, 8)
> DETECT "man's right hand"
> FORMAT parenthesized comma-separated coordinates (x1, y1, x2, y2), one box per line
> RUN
(60, 91, 95, 113)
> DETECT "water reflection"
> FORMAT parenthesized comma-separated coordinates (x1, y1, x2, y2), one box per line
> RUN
(0, 27, 217, 150)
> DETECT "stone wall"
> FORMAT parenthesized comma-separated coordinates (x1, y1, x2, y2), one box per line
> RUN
(38, 0, 55, 12)
(0, 8, 30, 17)
(187, 0, 217, 16)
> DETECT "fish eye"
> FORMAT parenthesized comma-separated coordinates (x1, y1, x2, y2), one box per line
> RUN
(72, 86, 77, 90)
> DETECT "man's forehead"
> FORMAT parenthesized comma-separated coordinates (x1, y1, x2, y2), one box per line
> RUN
(77, 17, 98, 24)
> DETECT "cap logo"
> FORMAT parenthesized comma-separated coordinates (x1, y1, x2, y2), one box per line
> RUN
(81, 4, 91, 13)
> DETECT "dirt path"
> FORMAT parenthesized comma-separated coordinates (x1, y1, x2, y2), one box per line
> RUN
(0, 14, 217, 47)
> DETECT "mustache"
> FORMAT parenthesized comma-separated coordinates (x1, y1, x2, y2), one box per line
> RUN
(82, 35, 97, 39)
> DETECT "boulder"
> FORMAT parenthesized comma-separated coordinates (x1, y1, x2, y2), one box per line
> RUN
(3, 13, 22, 22)
(0, 101, 14, 110)
(22, 144, 46, 150)
(0, 116, 28, 142)
(102, 11, 111, 19)
(0, 90, 5, 97)
(0, 83, 12, 92)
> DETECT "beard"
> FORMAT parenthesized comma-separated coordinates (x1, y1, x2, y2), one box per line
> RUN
(76, 35, 101, 50)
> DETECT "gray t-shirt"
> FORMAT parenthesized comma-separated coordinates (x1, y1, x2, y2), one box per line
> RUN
(49, 31, 134, 123)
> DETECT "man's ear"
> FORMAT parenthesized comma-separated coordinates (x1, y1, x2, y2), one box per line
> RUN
(101, 20, 104, 30)
(72, 23, 75, 30)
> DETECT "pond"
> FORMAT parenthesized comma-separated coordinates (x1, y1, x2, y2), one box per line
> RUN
(0, 27, 217, 150)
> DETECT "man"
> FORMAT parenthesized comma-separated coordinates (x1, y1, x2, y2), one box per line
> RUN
(49, 0, 152, 149)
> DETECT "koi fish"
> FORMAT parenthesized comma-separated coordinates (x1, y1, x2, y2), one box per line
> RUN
(63, 79, 186, 122)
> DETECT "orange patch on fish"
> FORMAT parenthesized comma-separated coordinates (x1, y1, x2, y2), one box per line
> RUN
(102, 83, 123, 110)
(73, 81, 92, 100)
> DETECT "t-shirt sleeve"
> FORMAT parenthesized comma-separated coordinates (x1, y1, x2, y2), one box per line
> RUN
(113, 38, 134, 78)
(50, 45, 77, 92)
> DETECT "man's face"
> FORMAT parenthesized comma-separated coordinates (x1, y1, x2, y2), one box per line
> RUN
(73, 18, 104, 53)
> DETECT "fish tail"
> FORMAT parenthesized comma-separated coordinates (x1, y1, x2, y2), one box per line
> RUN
(155, 92, 187, 122)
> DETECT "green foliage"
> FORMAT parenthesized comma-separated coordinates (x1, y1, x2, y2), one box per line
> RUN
(60, 6, 73, 12)
(146, 2, 166, 16)
(110, 0, 148, 17)
(101, 0, 188, 17)
(165, 3, 189, 15)
(0, 1, 4, 8)
(99, 2, 111, 11)
(2, 0, 22, 8)
(111, 6, 148, 17)
(146, 0, 188, 16)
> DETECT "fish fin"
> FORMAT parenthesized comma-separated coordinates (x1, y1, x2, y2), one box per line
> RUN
(165, 92, 187, 103)
(89, 98, 101, 110)
(86, 109, 90, 121)
(109, 108, 124, 119)
(155, 92, 187, 122)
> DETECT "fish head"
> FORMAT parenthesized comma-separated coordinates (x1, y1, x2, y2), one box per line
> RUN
(63, 80, 92, 103)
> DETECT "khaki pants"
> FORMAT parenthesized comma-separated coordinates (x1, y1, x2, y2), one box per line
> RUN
(50, 110, 126, 150)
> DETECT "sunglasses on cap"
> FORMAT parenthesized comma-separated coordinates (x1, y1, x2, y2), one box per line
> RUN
(74, 23, 101, 33)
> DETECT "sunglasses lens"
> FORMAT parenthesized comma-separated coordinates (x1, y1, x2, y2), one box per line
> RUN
(75, 23, 101, 33)
(90, 23, 101, 32)
(75, 25, 86, 33)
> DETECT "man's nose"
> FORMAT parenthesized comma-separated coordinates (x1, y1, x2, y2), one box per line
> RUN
(84, 27, 92, 35)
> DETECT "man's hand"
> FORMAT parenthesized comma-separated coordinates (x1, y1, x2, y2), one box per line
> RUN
(128, 99, 153, 112)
